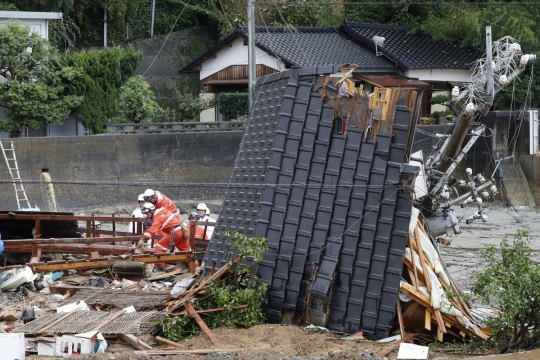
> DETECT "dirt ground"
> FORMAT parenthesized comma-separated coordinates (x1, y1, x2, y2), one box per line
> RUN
(4, 202, 535, 359)
(23, 323, 496, 360)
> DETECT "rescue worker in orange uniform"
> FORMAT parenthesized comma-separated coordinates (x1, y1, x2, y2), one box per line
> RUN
(140, 203, 190, 253)
(143, 189, 178, 214)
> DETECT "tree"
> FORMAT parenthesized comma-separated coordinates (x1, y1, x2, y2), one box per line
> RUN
(0, 21, 83, 137)
(113, 75, 160, 123)
(68, 47, 141, 134)
(218, 93, 248, 121)
(472, 230, 540, 353)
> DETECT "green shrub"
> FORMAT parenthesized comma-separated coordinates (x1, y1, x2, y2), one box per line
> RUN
(218, 92, 248, 121)
(68, 47, 142, 134)
(112, 75, 160, 123)
(472, 230, 540, 353)
(158, 231, 268, 341)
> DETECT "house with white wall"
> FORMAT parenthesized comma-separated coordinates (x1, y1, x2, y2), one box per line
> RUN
(182, 22, 480, 121)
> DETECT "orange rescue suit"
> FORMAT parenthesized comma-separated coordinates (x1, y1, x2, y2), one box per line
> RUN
(155, 192, 177, 213)
(143, 208, 189, 252)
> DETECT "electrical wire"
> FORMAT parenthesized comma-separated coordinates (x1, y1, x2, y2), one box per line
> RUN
(142, 0, 191, 76)
(270, 0, 311, 66)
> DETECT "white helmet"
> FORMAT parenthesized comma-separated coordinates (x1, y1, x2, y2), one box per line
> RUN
(143, 189, 155, 200)
(137, 194, 145, 202)
(197, 203, 210, 215)
(140, 203, 156, 214)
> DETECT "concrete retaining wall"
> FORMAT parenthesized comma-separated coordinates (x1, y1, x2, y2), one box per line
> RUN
(0, 132, 243, 211)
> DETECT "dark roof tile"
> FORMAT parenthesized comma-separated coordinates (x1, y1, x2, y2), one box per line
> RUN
(341, 21, 480, 70)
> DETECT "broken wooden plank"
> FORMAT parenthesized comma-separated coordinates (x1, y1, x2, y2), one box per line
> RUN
(400, 281, 488, 340)
(377, 333, 416, 357)
(3, 243, 155, 256)
(155, 336, 186, 349)
(145, 268, 184, 281)
(23, 252, 193, 272)
(118, 334, 153, 350)
(167, 257, 241, 313)
(185, 302, 219, 346)
(397, 299, 405, 339)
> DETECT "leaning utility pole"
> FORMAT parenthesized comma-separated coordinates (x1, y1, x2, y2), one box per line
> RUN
(247, 0, 256, 112)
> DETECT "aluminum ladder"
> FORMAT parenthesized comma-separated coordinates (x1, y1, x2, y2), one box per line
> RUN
(0, 141, 34, 210)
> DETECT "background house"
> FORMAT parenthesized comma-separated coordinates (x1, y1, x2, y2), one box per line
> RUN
(181, 21, 481, 121)
(0, 11, 85, 138)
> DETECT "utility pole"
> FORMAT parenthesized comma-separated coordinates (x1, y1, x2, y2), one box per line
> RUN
(247, 0, 256, 112)
(485, 26, 494, 102)
(104, 8, 107, 47)
(150, 0, 156, 37)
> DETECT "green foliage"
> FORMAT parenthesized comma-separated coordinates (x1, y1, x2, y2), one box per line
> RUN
(429, 94, 452, 106)
(218, 93, 248, 121)
(68, 47, 142, 133)
(158, 231, 268, 341)
(472, 230, 540, 353)
(173, 92, 216, 122)
(113, 75, 161, 123)
(0, 21, 83, 137)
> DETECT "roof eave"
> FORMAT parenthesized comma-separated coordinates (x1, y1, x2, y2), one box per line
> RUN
(180, 31, 245, 73)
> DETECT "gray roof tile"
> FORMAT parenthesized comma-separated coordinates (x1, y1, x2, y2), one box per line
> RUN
(341, 21, 480, 70)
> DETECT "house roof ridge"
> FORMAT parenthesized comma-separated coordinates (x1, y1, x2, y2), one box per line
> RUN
(237, 25, 338, 34)
(343, 20, 411, 32)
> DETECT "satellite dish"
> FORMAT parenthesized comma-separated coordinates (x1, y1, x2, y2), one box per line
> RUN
(372, 36, 385, 56)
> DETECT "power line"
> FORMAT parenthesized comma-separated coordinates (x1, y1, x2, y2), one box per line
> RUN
(142, 0, 191, 76)
(284, 1, 540, 5)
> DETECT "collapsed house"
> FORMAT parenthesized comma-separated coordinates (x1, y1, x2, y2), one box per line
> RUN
(203, 65, 485, 340)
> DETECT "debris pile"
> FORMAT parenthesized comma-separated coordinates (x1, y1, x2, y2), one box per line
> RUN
(398, 207, 488, 342)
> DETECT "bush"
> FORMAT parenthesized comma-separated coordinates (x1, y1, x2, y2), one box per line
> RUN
(158, 231, 268, 341)
(68, 47, 142, 134)
(218, 92, 248, 121)
(112, 75, 160, 123)
(472, 230, 540, 353)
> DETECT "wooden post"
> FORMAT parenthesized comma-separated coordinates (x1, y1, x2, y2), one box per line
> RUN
(188, 219, 197, 274)
(34, 219, 41, 239)
(185, 302, 219, 346)
(86, 220, 91, 238)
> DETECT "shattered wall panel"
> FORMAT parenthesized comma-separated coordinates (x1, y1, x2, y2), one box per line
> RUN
(204, 65, 418, 338)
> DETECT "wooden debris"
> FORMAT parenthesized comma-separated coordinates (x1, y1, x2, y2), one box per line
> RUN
(398, 213, 489, 342)
(185, 301, 219, 346)
(155, 336, 186, 349)
(118, 334, 153, 350)
(377, 333, 416, 357)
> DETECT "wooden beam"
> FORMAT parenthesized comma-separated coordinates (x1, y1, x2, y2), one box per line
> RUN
(155, 336, 186, 349)
(185, 302, 219, 346)
(0, 213, 142, 221)
(424, 310, 432, 331)
(397, 299, 405, 339)
(401, 302, 419, 327)
(16, 252, 193, 272)
(2, 236, 142, 245)
(3, 243, 155, 255)
(400, 281, 488, 340)
(118, 334, 153, 350)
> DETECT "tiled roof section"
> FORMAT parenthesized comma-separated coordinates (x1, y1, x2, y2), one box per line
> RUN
(204, 66, 417, 338)
(236, 26, 395, 69)
(341, 21, 480, 70)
